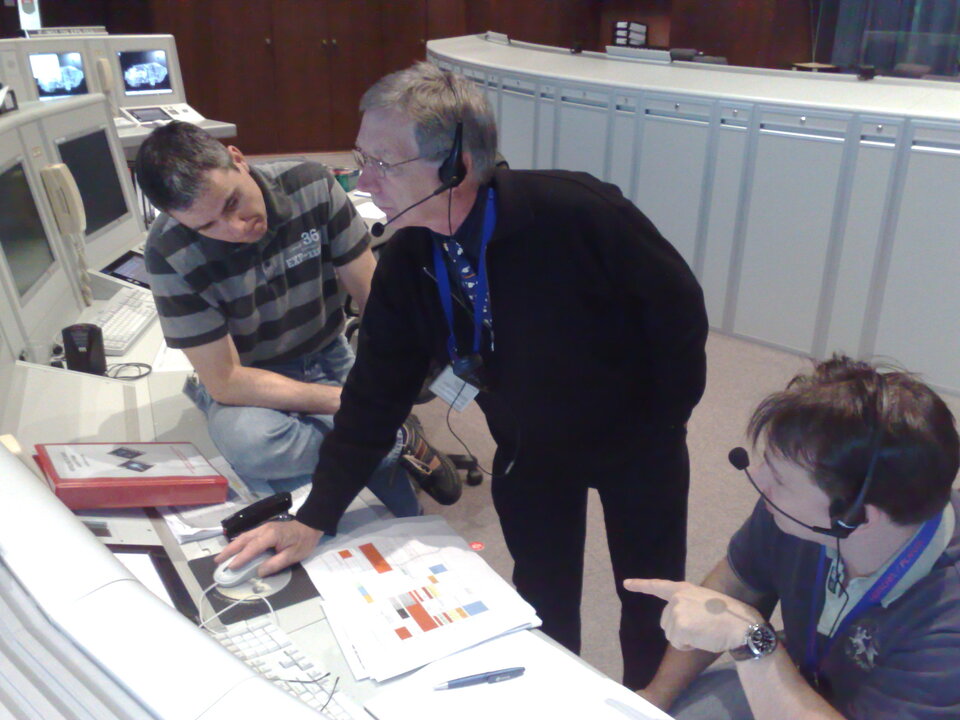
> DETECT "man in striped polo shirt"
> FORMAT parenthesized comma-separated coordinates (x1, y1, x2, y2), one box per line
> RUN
(134, 121, 460, 514)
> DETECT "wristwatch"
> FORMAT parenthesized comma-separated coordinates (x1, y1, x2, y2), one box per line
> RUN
(729, 622, 779, 661)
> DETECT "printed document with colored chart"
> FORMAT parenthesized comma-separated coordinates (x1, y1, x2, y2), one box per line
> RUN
(303, 515, 540, 681)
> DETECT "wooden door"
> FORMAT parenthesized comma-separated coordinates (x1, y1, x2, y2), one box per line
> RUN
(326, 0, 382, 150)
(271, 0, 333, 153)
(381, 0, 428, 74)
(152, 0, 279, 154)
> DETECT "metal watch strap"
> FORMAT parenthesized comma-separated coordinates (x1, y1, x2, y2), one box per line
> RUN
(729, 622, 779, 661)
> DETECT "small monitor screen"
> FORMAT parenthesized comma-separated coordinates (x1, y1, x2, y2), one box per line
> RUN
(28, 52, 88, 101)
(57, 130, 128, 238)
(127, 107, 172, 123)
(0, 163, 56, 299)
(101, 249, 149, 289)
(117, 50, 173, 96)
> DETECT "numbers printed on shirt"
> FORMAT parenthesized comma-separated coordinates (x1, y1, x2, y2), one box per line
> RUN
(300, 228, 321, 244)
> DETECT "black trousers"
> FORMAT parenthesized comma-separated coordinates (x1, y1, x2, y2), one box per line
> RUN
(491, 427, 689, 690)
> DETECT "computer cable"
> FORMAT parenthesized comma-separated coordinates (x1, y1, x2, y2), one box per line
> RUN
(443, 379, 519, 479)
(197, 580, 341, 697)
(197, 580, 278, 629)
(106, 362, 152, 380)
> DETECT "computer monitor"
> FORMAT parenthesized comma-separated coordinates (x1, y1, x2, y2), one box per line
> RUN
(98, 35, 187, 110)
(41, 94, 144, 269)
(0, 161, 57, 300)
(116, 49, 173, 97)
(28, 51, 89, 101)
(0, 116, 83, 363)
(0, 38, 96, 105)
(56, 129, 128, 238)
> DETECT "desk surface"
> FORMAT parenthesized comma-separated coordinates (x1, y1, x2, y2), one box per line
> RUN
(429, 34, 960, 122)
(0, 205, 662, 716)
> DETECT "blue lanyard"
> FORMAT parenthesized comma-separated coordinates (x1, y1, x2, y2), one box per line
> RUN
(803, 512, 942, 677)
(432, 188, 496, 362)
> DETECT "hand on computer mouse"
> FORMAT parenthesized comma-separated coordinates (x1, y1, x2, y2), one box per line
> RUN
(213, 549, 275, 588)
(215, 519, 323, 577)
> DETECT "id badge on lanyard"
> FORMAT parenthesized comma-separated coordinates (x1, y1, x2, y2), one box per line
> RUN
(431, 188, 496, 410)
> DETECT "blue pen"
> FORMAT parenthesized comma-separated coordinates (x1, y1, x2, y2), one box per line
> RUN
(433, 666, 525, 690)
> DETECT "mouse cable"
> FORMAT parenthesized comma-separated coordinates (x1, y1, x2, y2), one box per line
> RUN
(197, 582, 278, 629)
(197, 584, 340, 693)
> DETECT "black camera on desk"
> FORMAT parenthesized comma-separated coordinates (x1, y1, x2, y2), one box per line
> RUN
(61, 324, 106, 376)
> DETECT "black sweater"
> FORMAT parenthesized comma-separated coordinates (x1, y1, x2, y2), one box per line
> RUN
(297, 168, 708, 533)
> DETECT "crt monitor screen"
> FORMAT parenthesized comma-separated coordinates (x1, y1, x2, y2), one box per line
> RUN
(28, 52, 88, 101)
(57, 130, 128, 238)
(117, 50, 173, 96)
(0, 163, 56, 299)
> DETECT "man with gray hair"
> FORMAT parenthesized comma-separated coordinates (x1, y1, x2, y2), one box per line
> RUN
(135, 121, 461, 515)
(219, 62, 708, 689)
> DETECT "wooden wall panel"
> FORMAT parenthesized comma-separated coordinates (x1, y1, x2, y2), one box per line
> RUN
(427, 0, 467, 41)
(181, 0, 277, 154)
(671, 0, 811, 69)
(326, 0, 383, 150)
(149, 1, 214, 121)
(466, 0, 599, 51)
(380, 0, 427, 75)
(271, 0, 333, 153)
(0, 6, 18, 39)
(32, 0, 152, 34)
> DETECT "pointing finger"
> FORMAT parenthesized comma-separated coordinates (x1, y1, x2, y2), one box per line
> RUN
(623, 578, 682, 600)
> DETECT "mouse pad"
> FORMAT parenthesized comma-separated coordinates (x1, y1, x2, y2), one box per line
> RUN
(190, 554, 319, 625)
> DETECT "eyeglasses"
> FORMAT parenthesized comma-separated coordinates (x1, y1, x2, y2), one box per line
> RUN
(352, 147, 423, 178)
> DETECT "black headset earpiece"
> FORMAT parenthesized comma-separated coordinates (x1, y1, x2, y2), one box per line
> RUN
(827, 375, 886, 538)
(437, 120, 466, 191)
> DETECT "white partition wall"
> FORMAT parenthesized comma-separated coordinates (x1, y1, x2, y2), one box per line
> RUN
(428, 34, 960, 395)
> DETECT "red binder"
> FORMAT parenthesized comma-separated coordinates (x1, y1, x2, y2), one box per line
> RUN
(34, 442, 228, 511)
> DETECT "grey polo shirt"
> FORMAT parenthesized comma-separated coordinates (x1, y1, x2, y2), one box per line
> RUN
(145, 160, 369, 366)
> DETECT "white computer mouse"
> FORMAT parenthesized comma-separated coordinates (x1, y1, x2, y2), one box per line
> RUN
(213, 549, 276, 588)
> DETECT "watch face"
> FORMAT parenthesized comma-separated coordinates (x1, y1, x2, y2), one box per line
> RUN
(747, 624, 778, 656)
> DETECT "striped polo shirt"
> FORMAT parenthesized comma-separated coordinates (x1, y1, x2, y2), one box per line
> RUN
(145, 161, 369, 366)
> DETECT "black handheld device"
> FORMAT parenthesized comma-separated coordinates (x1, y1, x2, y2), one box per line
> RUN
(62, 323, 107, 375)
(221, 492, 292, 539)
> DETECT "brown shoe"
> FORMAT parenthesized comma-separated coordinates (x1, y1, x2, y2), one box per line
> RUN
(400, 415, 462, 505)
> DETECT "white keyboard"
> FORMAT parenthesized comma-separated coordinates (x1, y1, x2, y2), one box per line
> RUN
(212, 617, 365, 719)
(93, 287, 156, 356)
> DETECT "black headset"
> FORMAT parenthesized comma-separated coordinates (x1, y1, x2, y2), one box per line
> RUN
(437, 68, 467, 192)
(729, 374, 886, 540)
(437, 120, 466, 191)
(825, 375, 886, 538)
(368, 91, 467, 238)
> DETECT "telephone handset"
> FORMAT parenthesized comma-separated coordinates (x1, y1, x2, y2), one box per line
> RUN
(95, 57, 114, 95)
(95, 57, 119, 116)
(40, 163, 86, 236)
(40, 164, 91, 305)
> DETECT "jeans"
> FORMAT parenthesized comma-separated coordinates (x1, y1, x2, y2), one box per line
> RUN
(184, 335, 420, 519)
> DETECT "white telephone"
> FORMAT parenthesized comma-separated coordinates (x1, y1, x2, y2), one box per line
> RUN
(39, 163, 86, 235)
(40, 163, 91, 305)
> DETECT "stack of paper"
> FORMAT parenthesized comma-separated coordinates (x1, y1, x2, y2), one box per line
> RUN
(303, 515, 541, 682)
(365, 630, 675, 720)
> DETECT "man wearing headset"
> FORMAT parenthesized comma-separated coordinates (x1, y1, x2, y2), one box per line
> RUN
(219, 62, 709, 689)
(628, 355, 960, 719)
